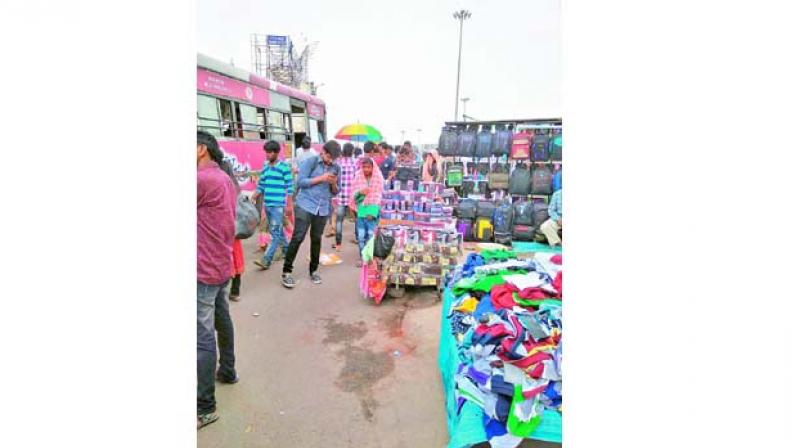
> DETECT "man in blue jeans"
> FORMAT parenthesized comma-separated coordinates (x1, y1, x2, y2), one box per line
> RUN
(281, 140, 341, 288)
(196, 131, 239, 429)
(252, 140, 294, 270)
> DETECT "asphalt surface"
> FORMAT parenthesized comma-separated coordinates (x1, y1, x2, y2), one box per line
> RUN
(198, 223, 561, 448)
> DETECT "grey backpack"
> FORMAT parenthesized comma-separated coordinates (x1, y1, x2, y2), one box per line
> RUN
(509, 163, 531, 195)
(531, 166, 553, 195)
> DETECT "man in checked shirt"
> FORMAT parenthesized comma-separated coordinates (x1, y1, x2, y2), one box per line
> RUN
(331, 142, 357, 251)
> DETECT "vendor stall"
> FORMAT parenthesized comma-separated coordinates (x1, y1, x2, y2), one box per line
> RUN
(439, 247, 563, 447)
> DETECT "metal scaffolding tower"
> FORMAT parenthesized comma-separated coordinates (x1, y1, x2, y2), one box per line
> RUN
(250, 34, 316, 89)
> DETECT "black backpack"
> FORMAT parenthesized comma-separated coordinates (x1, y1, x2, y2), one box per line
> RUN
(475, 125, 493, 158)
(461, 179, 475, 196)
(477, 162, 490, 176)
(513, 200, 535, 226)
(477, 200, 496, 218)
(512, 225, 536, 241)
(466, 161, 477, 176)
(509, 163, 531, 195)
(531, 166, 553, 195)
(396, 164, 420, 182)
(438, 127, 458, 157)
(457, 198, 478, 219)
(492, 124, 513, 156)
(550, 129, 562, 161)
(456, 126, 477, 157)
(533, 201, 550, 230)
(531, 130, 551, 162)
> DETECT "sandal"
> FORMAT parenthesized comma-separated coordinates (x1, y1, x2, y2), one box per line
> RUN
(197, 413, 219, 429)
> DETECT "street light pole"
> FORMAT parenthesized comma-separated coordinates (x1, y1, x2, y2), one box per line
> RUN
(453, 9, 471, 122)
(416, 128, 421, 145)
(461, 97, 470, 121)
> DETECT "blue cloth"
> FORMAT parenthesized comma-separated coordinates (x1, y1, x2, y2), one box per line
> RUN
(296, 155, 338, 217)
(461, 253, 485, 278)
(548, 190, 562, 221)
(483, 415, 508, 439)
(552, 169, 562, 192)
(473, 295, 498, 321)
(262, 205, 288, 264)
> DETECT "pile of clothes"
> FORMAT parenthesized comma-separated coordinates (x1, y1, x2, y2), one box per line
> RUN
(445, 250, 562, 447)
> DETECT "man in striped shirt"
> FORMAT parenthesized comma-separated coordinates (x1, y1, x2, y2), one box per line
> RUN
(252, 140, 294, 269)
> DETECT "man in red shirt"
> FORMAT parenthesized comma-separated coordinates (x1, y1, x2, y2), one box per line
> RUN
(196, 130, 239, 429)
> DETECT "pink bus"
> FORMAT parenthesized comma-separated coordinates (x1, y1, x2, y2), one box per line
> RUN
(197, 53, 327, 191)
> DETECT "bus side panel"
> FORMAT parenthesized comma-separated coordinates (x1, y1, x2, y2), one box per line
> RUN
(218, 140, 293, 192)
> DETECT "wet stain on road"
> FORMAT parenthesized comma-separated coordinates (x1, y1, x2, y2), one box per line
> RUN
(321, 317, 367, 345)
(335, 345, 395, 421)
(321, 315, 396, 421)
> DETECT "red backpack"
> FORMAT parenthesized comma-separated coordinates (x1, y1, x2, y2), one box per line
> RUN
(511, 132, 532, 159)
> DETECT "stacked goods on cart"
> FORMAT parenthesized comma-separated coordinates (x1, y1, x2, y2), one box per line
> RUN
(377, 180, 463, 292)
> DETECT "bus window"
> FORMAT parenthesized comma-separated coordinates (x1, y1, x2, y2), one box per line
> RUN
(197, 94, 221, 137)
(256, 107, 267, 139)
(236, 103, 259, 140)
(309, 118, 322, 144)
(267, 110, 291, 142)
(219, 99, 234, 137)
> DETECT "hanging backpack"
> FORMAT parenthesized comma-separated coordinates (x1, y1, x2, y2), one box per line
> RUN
(550, 129, 562, 161)
(492, 124, 513, 156)
(477, 180, 488, 195)
(477, 162, 490, 176)
(511, 132, 532, 160)
(508, 163, 532, 195)
(457, 219, 474, 241)
(466, 161, 477, 176)
(457, 198, 478, 219)
(477, 200, 496, 218)
(474, 217, 494, 242)
(461, 179, 475, 196)
(493, 201, 513, 244)
(475, 125, 493, 158)
(531, 130, 551, 161)
(531, 165, 553, 195)
(446, 164, 464, 187)
(456, 126, 477, 158)
(513, 200, 535, 226)
(438, 126, 458, 157)
(488, 163, 510, 190)
(533, 201, 550, 230)
(512, 225, 536, 241)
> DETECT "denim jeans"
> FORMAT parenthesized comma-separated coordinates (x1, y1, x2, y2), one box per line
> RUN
(283, 205, 328, 275)
(356, 216, 377, 253)
(263, 205, 288, 265)
(197, 280, 236, 416)
(334, 204, 354, 246)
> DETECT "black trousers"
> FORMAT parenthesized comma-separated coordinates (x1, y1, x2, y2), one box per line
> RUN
(283, 206, 328, 275)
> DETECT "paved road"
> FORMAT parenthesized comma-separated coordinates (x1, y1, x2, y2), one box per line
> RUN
(198, 223, 560, 448)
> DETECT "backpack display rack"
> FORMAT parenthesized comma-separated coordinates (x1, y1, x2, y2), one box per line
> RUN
(436, 118, 563, 245)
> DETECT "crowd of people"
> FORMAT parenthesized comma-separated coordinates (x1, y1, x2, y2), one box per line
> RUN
(196, 130, 441, 429)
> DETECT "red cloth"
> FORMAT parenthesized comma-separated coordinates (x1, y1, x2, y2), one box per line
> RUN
(517, 287, 556, 300)
(231, 239, 245, 276)
(550, 254, 562, 265)
(552, 271, 562, 298)
(490, 283, 519, 310)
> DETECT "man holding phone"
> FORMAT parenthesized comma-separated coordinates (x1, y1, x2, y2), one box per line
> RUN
(281, 140, 342, 289)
